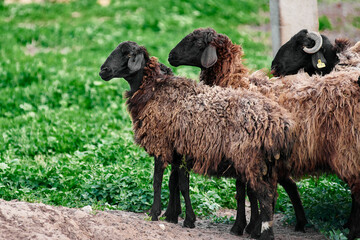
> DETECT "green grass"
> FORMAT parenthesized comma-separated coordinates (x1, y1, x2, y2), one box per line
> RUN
(319, 15, 333, 31)
(0, 1, 355, 239)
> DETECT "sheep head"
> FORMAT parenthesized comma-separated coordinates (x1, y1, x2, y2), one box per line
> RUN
(168, 28, 218, 69)
(99, 41, 149, 81)
(271, 29, 338, 77)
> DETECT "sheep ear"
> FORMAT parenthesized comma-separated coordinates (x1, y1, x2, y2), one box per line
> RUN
(311, 51, 327, 70)
(201, 45, 217, 68)
(128, 53, 144, 72)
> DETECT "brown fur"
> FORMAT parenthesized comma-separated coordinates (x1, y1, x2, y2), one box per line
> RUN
(334, 38, 352, 54)
(200, 31, 250, 89)
(126, 57, 295, 188)
(335, 41, 360, 72)
(221, 41, 360, 191)
(276, 71, 360, 188)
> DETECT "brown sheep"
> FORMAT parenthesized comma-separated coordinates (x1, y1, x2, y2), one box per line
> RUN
(169, 28, 360, 239)
(169, 27, 307, 235)
(99, 41, 296, 240)
(275, 70, 360, 240)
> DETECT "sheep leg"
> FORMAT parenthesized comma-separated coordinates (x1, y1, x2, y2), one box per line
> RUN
(251, 182, 276, 240)
(150, 156, 165, 221)
(178, 162, 196, 228)
(278, 177, 307, 232)
(164, 164, 181, 223)
(343, 194, 355, 229)
(348, 192, 360, 240)
(245, 183, 259, 234)
(230, 178, 247, 235)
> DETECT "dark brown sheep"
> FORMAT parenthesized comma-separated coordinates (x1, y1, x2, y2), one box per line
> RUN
(169, 28, 250, 89)
(100, 41, 296, 240)
(169, 28, 360, 239)
(169, 27, 307, 235)
(274, 69, 360, 240)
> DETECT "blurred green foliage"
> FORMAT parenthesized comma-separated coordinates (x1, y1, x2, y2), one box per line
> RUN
(353, 16, 360, 29)
(319, 15, 333, 30)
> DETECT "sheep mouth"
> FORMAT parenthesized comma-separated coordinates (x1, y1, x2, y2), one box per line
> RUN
(270, 69, 281, 77)
(99, 71, 113, 81)
(168, 56, 181, 67)
(168, 59, 180, 67)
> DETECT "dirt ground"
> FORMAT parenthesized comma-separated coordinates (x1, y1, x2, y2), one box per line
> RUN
(0, 199, 326, 240)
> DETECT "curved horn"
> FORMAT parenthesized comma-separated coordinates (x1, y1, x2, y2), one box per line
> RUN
(303, 31, 323, 54)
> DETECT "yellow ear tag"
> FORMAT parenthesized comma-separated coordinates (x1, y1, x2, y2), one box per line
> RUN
(317, 59, 326, 68)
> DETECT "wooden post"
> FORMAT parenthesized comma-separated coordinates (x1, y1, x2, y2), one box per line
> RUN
(270, 0, 319, 56)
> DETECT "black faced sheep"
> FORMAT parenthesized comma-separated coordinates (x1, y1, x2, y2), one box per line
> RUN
(270, 29, 347, 77)
(275, 69, 360, 240)
(168, 28, 251, 89)
(169, 28, 360, 239)
(100, 41, 296, 240)
(169, 27, 307, 235)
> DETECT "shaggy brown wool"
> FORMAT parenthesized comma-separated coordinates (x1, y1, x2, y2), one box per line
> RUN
(126, 57, 295, 187)
(335, 41, 360, 72)
(276, 70, 360, 188)
(199, 30, 250, 89)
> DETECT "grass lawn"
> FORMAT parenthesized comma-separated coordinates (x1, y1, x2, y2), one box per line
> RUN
(0, 1, 353, 239)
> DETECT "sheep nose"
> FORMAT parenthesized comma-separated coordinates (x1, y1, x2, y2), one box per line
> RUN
(101, 67, 110, 73)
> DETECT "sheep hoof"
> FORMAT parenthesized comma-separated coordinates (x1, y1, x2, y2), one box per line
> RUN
(183, 219, 195, 228)
(295, 222, 306, 233)
(230, 223, 245, 236)
(258, 229, 275, 240)
(164, 215, 178, 224)
(245, 221, 256, 235)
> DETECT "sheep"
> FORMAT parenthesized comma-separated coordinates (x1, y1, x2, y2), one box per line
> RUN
(270, 29, 348, 77)
(276, 70, 360, 240)
(169, 28, 360, 239)
(169, 27, 307, 235)
(99, 41, 296, 240)
(272, 39, 360, 236)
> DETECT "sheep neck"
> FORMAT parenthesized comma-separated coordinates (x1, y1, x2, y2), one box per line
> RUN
(200, 37, 249, 89)
(125, 69, 145, 96)
(126, 57, 163, 120)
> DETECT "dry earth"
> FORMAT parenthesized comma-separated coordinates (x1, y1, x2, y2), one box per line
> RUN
(0, 199, 326, 240)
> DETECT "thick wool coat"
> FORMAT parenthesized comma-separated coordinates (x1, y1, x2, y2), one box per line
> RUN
(196, 33, 360, 198)
(126, 57, 295, 187)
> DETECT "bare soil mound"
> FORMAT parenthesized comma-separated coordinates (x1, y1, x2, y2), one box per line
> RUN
(0, 199, 326, 240)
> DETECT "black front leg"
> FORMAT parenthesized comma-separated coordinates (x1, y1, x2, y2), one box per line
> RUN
(150, 156, 165, 221)
(245, 182, 259, 234)
(230, 178, 247, 236)
(164, 163, 181, 224)
(251, 181, 277, 240)
(278, 177, 307, 232)
(178, 161, 196, 228)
